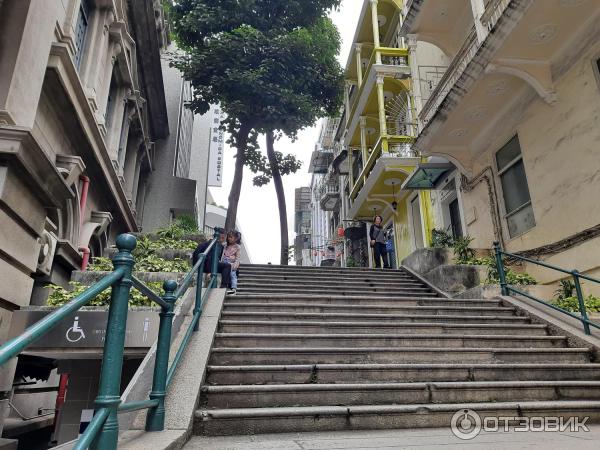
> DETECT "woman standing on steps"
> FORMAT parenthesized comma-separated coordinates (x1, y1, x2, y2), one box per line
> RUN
(370, 215, 390, 269)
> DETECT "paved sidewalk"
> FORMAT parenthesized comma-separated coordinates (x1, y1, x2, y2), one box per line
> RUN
(185, 426, 600, 449)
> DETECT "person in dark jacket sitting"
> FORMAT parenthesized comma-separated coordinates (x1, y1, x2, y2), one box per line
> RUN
(192, 228, 231, 288)
(370, 215, 390, 269)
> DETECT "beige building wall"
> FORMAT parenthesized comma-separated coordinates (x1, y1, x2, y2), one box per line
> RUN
(457, 39, 600, 292)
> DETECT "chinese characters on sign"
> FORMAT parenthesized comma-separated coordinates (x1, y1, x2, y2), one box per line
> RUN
(207, 105, 225, 187)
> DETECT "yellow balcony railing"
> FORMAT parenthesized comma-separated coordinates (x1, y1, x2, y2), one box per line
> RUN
(349, 135, 417, 202)
(348, 47, 410, 120)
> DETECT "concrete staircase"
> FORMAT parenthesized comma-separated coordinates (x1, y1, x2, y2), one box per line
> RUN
(194, 264, 600, 436)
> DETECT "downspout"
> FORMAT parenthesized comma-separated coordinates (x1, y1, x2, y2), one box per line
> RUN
(79, 175, 91, 271)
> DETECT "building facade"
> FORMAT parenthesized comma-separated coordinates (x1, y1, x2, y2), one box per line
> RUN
(401, 0, 600, 290)
(0, 0, 213, 440)
(294, 187, 312, 266)
(328, 0, 443, 269)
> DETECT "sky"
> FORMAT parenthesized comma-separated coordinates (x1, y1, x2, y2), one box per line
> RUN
(208, 0, 363, 264)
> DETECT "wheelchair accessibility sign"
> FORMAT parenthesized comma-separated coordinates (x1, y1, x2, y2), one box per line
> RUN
(9, 310, 161, 348)
(66, 316, 86, 343)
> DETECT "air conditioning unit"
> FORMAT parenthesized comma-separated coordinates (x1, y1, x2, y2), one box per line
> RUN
(37, 230, 58, 276)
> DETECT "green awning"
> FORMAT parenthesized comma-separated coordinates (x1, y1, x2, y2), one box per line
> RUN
(401, 163, 454, 190)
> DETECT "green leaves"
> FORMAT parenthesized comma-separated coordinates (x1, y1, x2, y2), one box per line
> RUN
(170, 0, 344, 138)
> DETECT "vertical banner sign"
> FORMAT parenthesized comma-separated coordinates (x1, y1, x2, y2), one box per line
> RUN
(208, 105, 225, 187)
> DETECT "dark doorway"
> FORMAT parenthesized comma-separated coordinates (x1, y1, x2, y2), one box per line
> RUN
(449, 198, 463, 239)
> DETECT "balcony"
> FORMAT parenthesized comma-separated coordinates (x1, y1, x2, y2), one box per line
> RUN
(350, 133, 418, 202)
(419, 27, 478, 125)
(319, 177, 340, 212)
(348, 47, 411, 119)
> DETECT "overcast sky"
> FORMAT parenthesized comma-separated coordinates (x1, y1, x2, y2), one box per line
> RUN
(209, 0, 362, 264)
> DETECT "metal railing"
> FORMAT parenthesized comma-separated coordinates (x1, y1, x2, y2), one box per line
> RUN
(493, 242, 600, 336)
(0, 231, 221, 449)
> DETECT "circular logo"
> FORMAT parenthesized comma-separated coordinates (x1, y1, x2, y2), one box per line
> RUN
(451, 409, 482, 440)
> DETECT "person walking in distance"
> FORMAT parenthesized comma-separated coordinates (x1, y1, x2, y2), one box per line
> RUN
(370, 215, 390, 269)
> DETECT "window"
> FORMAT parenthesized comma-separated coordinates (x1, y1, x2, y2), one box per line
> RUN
(496, 135, 535, 238)
(74, 0, 91, 68)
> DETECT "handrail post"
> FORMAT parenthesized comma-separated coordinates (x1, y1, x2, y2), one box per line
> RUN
(493, 241, 508, 296)
(91, 234, 136, 450)
(145, 280, 177, 431)
(572, 270, 591, 335)
(211, 230, 221, 288)
(193, 260, 203, 332)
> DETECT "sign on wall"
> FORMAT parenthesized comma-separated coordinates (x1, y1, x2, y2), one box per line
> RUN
(207, 105, 225, 187)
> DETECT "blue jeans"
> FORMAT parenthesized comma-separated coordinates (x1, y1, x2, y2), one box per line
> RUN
(223, 258, 237, 288)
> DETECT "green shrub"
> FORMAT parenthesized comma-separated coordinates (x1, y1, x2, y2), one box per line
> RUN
(431, 229, 454, 248)
(555, 280, 575, 300)
(453, 236, 476, 265)
(554, 295, 600, 313)
(46, 281, 164, 308)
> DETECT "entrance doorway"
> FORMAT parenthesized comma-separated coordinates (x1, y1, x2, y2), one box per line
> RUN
(449, 198, 463, 239)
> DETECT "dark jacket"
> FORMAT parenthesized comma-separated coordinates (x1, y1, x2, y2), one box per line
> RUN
(192, 240, 223, 273)
(369, 224, 385, 243)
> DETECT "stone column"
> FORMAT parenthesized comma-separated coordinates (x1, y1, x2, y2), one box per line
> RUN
(359, 116, 368, 165)
(376, 75, 388, 142)
(370, 0, 382, 64)
(355, 44, 363, 87)
(470, 0, 489, 43)
(407, 34, 423, 119)
(344, 80, 351, 125)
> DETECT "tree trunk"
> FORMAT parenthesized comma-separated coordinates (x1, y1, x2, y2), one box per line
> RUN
(266, 131, 289, 265)
(225, 123, 252, 232)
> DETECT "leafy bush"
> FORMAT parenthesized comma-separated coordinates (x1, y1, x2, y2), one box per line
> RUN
(46, 281, 164, 307)
(453, 236, 476, 265)
(431, 229, 454, 248)
(554, 295, 600, 313)
(346, 257, 357, 268)
(156, 218, 200, 240)
(555, 280, 575, 300)
(89, 254, 190, 274)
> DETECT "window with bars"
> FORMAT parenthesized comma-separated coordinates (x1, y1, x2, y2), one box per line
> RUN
(496, 135, 535, 238)
(74, 0, 91, 69)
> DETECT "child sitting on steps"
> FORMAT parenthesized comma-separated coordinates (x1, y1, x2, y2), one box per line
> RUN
(222, 230, 242, 295)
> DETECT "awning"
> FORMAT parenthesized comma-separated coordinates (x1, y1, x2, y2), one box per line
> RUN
(401, 163, 454, 190)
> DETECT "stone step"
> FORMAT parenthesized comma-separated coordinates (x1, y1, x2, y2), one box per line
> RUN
(241, 264, 410, 274)
(206, 363, 600, 385)
(208, 347, 591, 365)
(220, 311, 531, 324)
(224, 295, 499, 308)
(235, 286, 437, 296)
(217, 320, 547, 335)
(213, 333, 567, 349)
(238, 273, 420, 283)
(222, 303, 517, 316)
(201, 381, 600, 409)
(237, 279, 429, 289)
(194, 400, 600, 436)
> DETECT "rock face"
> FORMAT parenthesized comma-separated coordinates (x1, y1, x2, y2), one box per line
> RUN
(191, 264, 600, 437)
(401, 247, 455, 275)
(422, 264, 489, 295)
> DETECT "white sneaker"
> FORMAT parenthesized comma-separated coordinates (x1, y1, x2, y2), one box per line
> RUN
(227, 289, 237, 295)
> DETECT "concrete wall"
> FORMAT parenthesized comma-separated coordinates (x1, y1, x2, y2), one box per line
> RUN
(461, 38, 600, 289)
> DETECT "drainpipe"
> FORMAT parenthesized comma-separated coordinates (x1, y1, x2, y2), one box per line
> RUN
(79, 176, 91, 271)
(52, 374, 69, 432)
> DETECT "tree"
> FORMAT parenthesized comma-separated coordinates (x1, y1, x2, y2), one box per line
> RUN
(244, 18, 344, 264)
(169, 0, 342, 232)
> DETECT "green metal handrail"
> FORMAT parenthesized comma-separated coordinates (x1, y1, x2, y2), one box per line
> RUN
(493, 241, 600, 335)
(0, 230, 222, 449)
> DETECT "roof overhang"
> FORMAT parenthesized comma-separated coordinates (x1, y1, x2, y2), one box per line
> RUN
(401, 163, 454, 190)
